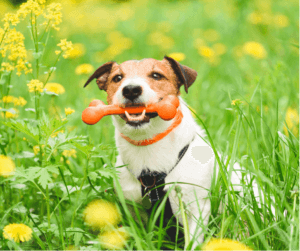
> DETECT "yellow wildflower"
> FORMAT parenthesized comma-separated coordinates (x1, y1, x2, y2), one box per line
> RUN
(284, 107, 299, 136)
(0, 155, 16, 177)
(27, 79, 44, 93)
(2, 95, 14, 103)
(62, 149, 77, 158)
(44, 83, 65, 95)
(231, 99, 243, 106)
(13, 97, 27, 107)
(167, 52, 186, 62)
(202, 238, 252, 250)
(51, 130, 64, 138)
(17, 0, 44, 20)
(213, 43, 227, 55)
(33, 145, 40, 156)
(99, 228, 129, 250)
(3, 223, 33, 243)
(198, 46, 215, 58)
(2, 13, 20, 29)
(243, 41, 267, 59)
(248, 12, 263, 25)
(65, 107, 75, 116)
(273, 14, 289, 28)
(57, 39, 74, 59)
(3, 108, 18, 119)
(43, 3, 62, 31)
(203, 29, 220, 42)
(147, 31, 174, 50)
(68, 43, 86, 59)
(83, 199, 121, 230)
(75, 64, 94, 75)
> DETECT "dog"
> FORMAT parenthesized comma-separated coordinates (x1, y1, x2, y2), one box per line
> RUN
(84, 56, 243, 249)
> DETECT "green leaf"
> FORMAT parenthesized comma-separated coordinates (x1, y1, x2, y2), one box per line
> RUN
(32, 51, 43, 59)
(74, 232, 83, 247)
(36, 168, 52, 189)
(88, 171, 98, 182)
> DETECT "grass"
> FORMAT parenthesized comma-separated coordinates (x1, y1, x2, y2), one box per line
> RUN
(0, 0, 299, 250)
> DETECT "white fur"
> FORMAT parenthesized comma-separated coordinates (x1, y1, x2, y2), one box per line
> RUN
(111, 77, 253, 249)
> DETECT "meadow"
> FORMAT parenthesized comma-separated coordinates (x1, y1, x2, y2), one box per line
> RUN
(0, 0, 299, 250)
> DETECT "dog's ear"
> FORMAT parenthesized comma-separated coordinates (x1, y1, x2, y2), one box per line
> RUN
(84, 61, 116, 91)
(164, 56, 197, 93)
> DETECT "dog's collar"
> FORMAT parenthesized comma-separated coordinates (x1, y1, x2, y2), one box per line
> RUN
(120, 109, 183, 146)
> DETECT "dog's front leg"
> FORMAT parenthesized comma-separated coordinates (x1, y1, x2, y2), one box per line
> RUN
(187, 198, 211, 250)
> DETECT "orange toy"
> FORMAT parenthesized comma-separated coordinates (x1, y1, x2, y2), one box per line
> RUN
(82, 95, 180, 125)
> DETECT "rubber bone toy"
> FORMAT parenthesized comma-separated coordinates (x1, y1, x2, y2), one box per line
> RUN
(82, 95, 180, 125)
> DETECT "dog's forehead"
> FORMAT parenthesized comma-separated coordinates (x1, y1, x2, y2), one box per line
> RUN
(111, 58, 171, 76)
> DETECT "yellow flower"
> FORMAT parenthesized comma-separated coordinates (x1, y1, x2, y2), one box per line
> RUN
(33, 145, 40, 156)
(248, 12, 263, 25)
(4, 108, 18, 119)
(44, 83, 65, 95)
(198, 46, 215, 58)
(27, 79, 44, 93)
(43, 3, 62, 31)
(147, 31, 174, 50)
(243, 41, 267, 59)
(273, 14, 289, 28)
(0, 155, 16, 177)
(65, 107, 75, 116)
(202, 238, 252, 250)
(17, 0, 44, 20)
(57, 39, 74, 59)
(75, 64, 94, 75)
(62, 149, 77, 158)
(213, 43, 227, 56)
(99, 228, 129, 250)
(13, 97, 27, 107)
(2, 95, 14, 103)
(203, 29, 220, 42)
(167, 52, 186, 62)
(3, 223, 33, 243)
(284, 107, 299, 136)
(2, 13, 20, 29)
(51, 130, 64, 138)
(83, 199, 121, 230)
(68, 43, 86, 59)
(231, 99, 243, 106)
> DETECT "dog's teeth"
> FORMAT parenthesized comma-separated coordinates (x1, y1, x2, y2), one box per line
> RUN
(125, 109, 146, 122)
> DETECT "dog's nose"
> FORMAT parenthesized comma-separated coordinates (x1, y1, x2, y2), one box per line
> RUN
(122, 85, 142, 101)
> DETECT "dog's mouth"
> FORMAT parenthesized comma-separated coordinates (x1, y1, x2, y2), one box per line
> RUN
(118, 102, 159, 127)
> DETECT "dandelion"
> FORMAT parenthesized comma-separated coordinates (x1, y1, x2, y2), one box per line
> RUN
(167, 52, 186, 62)
(273, 14, 289, 28)
(203, 29, 220, 42)
(198, 46, 215, 59)
(62, 149, 77, 158)
(284, 107, 299, 136)
(57, 39, 74, 59)
(27, 79, 44, 93)
(44, 83, 65, 95)
(75, 64, 94, 75)
(3, 223, 33, 243)
(68, 43, 86, 59)
(99, 228, 129, 250)
(213, 43, 227, 56)
(243, 41, 267, 59)
(202, 238, 252, 250)
(0, 155, 16, 177)
(65, 107, 75, 116)
(83, 199, 121, 230)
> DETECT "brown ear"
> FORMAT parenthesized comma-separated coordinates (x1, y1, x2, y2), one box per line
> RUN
(83, 61, 115, 91)
(164, 56, 197, 93)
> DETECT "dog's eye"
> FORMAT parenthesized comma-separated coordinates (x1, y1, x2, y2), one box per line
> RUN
(151, 73, 163, 80)
(113, 75, 123, 82)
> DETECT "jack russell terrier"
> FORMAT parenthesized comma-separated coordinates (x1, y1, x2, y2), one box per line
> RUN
(84, 56, 243, 249)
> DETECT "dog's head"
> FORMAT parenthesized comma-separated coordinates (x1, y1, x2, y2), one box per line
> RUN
(84, 57, 197, 129)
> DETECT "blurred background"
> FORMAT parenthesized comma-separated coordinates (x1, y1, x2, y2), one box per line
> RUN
(1, 0, 299, 149)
